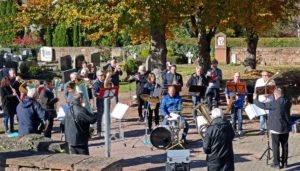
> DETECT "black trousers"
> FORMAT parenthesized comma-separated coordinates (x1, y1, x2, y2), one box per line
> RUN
(68, 144, 89, 155)
(206, 88, 220, 110)
(147, 103, 159, 129)
(271, 133, 289, 165)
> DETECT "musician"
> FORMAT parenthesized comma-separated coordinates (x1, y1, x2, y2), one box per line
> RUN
(63, 72, 79, 104)
(64, 93, 97, 155)
(163, 65, 183, 94)
(161, 85, 189, 143)
(128, 65, 149, 122)
(16, 87, 49, 136)
(203, 108, 235, 171)
(253, 88, 291, 169)
(39, 79, 59, 138)
(186, 66, 208, 118)
(205, 59, 223, 110)
(224, 72, 247, 136)
(103, 59, 123, 103)
(0, 76, 18, 133)
(143, 73, 162, 131)
(77, 61, 90, 75)
(254, 70, 276, 135)
(92, 70, 105, 137)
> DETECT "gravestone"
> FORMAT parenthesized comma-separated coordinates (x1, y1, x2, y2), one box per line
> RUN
(75, 54, 85, 70)
(40, 46, 55, 62)
(91, 52, 101, 67)
(215, 32, 228, 63)
(59, 55, 72, 71)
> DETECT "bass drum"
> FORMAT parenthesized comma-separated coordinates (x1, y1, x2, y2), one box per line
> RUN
(150, 126, 172, 149)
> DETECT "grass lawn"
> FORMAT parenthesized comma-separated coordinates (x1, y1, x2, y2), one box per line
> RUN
(119, 63, 300, 93)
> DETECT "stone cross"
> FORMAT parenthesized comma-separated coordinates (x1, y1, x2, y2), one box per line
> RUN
(186, 51, 193, 64)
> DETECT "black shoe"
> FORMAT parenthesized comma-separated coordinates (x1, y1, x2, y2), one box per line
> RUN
(282, 162, 287, 168)
(270, 163, 280, 169)
(259, 130, 265, 135)
(137, 117, 144, 122)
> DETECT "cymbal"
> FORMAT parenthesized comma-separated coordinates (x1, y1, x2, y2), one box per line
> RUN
(140, 94, 161, 104)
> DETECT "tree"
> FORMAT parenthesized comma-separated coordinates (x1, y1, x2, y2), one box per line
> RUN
(228, 0, 300, 69)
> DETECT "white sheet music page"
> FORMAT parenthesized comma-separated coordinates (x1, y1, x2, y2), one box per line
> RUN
(111, 103, 129, 119)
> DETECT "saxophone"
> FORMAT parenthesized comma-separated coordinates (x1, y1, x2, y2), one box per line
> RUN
(172, 74, 177, 85)
(104, 70, 113, 88)
(225, 93, 236, 113)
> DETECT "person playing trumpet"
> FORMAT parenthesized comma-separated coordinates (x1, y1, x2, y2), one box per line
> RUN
(63, 72, 79, 105)
(224, 72, 247, 136)
(39, 79, 59, 138)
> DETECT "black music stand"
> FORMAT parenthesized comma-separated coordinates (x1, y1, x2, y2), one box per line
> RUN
(188, 85, 207, 96)
(164, 84, 182, 93)
(256, 85, 276, 165)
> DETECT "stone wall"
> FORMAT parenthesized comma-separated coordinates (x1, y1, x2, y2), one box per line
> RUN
(230, 47, 300, 65)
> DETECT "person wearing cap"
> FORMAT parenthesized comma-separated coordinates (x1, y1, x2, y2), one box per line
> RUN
(203, 108, 235, 171)
(39, 79, 59, 138)
(205, 59, 223, 110)
(16, 88, 49, 136)
(128, 65, 149, 122)
(92, 70, 105, 137)
(64, 93, 96, 155)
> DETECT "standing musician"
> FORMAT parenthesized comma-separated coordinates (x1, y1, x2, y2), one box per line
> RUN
(224, 72, 247, 136)
(254, 70, 276, 135)
(186, 66, 208, 119)
(161, 86, 189, 143)
(63, 72, 79, 104)
(39, 79, 59, 138)
(205, 59, 223, 110)
(103, 59, 123, 103)
(254, 88, 291, 169)
(92, 70, 105, 138)
(0, 77, 18, 133)
(143, 73, 162, 131)
(128, 65, 149, 122)
(16, 87, 49, 136)
(77, 61, 90, 75)
(163, 65, 183, 94)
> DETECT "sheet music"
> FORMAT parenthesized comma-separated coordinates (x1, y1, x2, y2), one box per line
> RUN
(111, 103, 129, 119)
(152, 87, 163, 97)
(245, 104, 268, 120)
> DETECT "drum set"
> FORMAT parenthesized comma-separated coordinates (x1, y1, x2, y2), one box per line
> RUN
(149, 112, 185, 150)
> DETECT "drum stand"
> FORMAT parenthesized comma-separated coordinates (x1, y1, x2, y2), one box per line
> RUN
(259, 115, 272, 164)
(132, 104, 151, 148)
(166, 128, 185, 151)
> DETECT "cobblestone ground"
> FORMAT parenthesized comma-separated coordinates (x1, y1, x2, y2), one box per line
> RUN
(2, 90, 300, 171)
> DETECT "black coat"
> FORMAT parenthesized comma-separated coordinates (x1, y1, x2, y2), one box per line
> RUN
(186, 73, 208, 96)
(39, 88, 58, 110)
(16, 97, 48, 136)
(254, 97, 291, 133)
(0, 86, 19, 115)
(64, 101, 96, 146)
(203, 117, 235, 171)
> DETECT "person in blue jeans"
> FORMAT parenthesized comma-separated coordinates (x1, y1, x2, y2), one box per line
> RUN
(224, 72, 247, 136)
(161, 85, 189, 143)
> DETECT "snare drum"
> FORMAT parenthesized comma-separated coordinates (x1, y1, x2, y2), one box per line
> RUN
(150, 126, 172, 149)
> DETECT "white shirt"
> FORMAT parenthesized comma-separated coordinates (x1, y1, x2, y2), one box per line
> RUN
(254, 78, 275, 102)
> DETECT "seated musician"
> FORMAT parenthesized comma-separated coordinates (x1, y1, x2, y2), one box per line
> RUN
(205, 59, 223, 110)
(161, 85, 189, 143)
(143, 73, 162, 131)
(224, 72, 247, 136)
(186, 66, 208, 119)
(16, 87, 49, 136)
(162, 65, 183, 94)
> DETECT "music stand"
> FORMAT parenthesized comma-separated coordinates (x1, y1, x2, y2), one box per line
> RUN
(164, 84, 182, 92)
(256, 85, 276, 164)
(188, 85, 207, 96)
(226, 81, 247, 94)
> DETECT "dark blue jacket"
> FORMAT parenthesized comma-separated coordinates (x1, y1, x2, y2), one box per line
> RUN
(16, 97, 48, 136)
(163, 72, 183, 86)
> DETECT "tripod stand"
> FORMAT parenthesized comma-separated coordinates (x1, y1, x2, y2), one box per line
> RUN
(132, 103, 151, 148)
(166, 128, 185, 151)
(259, 115, 272, 164)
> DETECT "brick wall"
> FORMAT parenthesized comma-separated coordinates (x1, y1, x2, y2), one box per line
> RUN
(230, 47, 300, 65)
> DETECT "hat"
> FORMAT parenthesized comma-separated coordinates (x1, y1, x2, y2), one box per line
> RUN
(96, 70, 104, 76)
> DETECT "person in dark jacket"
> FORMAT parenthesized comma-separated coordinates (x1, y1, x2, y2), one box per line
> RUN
(128, 65, 149, 122)
(203, 108, 235, 171)
(103, 59, 123, 104)
(143, 73, 162, 131)
(16, 88, 48, 136)
(186, 66, 208, 118)
(254, 88, 291, 169)
(163, 65, 183, 94)
(39, 80, 59, 138)
(0, 76, 18, 133)
(64, 93, 97, 155)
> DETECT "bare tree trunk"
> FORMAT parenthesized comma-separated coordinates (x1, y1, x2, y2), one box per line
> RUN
(243, 32, 259, 69)
(198, 28, 216, 72)
(150, 28, 167, 71)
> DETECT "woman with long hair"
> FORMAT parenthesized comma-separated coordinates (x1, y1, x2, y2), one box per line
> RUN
(0, 76, 18, 133)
